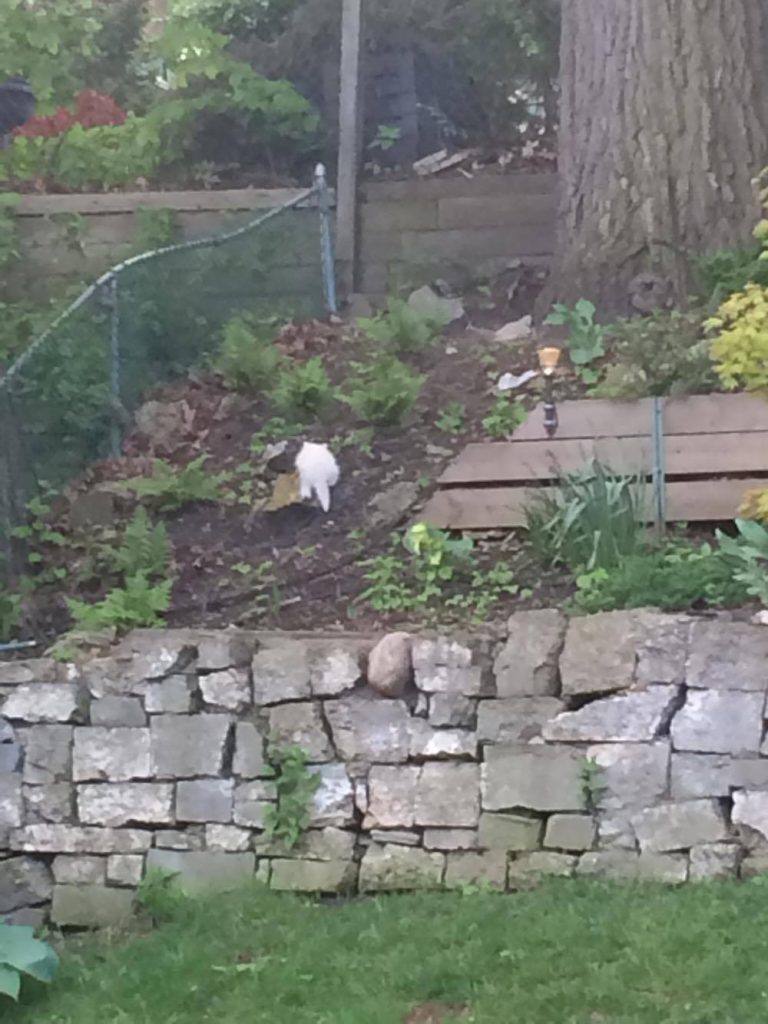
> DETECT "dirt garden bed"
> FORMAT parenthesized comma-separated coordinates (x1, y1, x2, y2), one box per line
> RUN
(4, 265, 757, 649)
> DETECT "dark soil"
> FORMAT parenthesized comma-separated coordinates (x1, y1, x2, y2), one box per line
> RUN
(11, 269, 593, 644)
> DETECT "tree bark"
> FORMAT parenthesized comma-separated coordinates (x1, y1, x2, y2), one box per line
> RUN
(552, 0, 768, 316)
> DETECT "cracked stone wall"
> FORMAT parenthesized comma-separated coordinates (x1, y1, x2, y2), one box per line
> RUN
(2, 610, 768, 928)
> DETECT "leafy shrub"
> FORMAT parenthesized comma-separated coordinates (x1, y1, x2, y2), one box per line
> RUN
(264, 745, 321, 850)
(436, 401, 466, 435)
(525, 460, 645, 572)
(0, 922, 58, 1001)
(482, 395, 527, 439)
(573, 544, 747, 613)
(740, 488, 768, 525)
(717, 518, 768, 606)
(708, 282, 768, 393)
(593, 309, 716, 400)
(273, 357, 334, 421)
(544, 299, 605, 370)
(110, 508, 171, 579)
(358, 297, 448, 353)
(343, 356, 423, 426)
(16, 90, 126, 138)
(67, 574, 173, 630)
(124, 456, 226, 512)
(694, 246, 768, 310)
(216, 315, 282, 393)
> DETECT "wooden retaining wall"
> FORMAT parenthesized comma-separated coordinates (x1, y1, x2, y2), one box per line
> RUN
(6, 173, 559, 303)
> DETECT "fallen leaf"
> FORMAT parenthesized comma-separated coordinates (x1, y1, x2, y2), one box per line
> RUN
(266, 472, 301, 511)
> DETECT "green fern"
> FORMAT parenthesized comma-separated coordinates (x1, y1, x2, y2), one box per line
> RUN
(111, 508, 171, 579)
(273, 357, 334, 421)
(124, 456, 226, 512)
(358, 297, 449, 353)
(216, 314, 282, 393)
(67, 574, 172, 630)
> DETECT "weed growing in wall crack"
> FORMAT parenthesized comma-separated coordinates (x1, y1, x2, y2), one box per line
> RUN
(580, 757, 606, 814)
(264, 745, 321, 850)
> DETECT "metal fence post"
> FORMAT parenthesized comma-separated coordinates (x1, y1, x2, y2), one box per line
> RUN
(106, 273, 122, 458)
(315, 163, 338, 315)
(651, 396, 667, 534)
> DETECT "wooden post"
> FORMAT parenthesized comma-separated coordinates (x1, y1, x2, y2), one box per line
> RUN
(336, 0, 365, 299)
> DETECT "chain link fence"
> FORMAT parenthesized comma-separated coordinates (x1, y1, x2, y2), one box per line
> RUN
(0, 167, 336, 576)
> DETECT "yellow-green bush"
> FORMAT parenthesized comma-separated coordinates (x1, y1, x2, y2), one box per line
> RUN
(708, 282, 768, 392)
(739, 487, 768, 524)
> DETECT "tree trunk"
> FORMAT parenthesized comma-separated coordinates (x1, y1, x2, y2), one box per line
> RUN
(552, 0, 768, 316)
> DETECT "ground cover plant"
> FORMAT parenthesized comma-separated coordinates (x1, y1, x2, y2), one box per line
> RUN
(10, 878, 768, 1022)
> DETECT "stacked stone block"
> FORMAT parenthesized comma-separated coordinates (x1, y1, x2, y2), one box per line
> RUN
(1, 611, 768, 926)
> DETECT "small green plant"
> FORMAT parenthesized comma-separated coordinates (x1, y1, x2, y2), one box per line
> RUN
(51, 211, 88, 255)
(135, 206, 179, 251)
(580, 757, 606, 814)
(109, 507, 171, 579)
(216, 314, 282, 393)
(263, 745, 321, 850)
(137, 868, 187, 926)
(482, 395, 527, 439)
(67, 574, 173, 630)
(0, 589, 21, 643)
(448, 562, 520, 622)
(249, 418, 303, 456)
(0, 922, 58, 1001)
(405, 522, 474, 607)
(544, 299, 605, 373)
(359, 524, 517, 621)
(124, 456, 226, 512)
(358, 553, 414, 613)
(358, 297, 449, 353)
(436, 401, 466, 435)
(717, 518, 768, 606)
(525, 460, 645, 572)
(593, 309, 716, 400)
(0, 193, 21, 271)
(272, 357, 334, 421)
(572, 543, 748, 613)
(368, 123, 402, 152)
(343, 355, 423, 426)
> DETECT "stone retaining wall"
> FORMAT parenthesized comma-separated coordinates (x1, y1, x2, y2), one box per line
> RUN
(2, 610, 767, 928)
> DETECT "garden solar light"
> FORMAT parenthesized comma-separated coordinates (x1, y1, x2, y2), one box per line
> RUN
(537, 346, 561, 438)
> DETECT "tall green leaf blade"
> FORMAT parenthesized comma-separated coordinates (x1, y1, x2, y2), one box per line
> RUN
(0, 964, 20, 1001)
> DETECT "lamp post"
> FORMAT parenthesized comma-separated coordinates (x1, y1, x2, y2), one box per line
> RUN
(537, 346, 561, 438)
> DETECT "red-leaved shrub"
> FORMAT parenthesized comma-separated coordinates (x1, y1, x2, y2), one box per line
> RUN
(16, 91, 126, 139)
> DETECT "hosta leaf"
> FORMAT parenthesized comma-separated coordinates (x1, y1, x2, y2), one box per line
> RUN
(0, 964, 20, 1001)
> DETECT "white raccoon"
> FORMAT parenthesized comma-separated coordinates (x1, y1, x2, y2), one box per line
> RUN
(294, 442, 340, 513)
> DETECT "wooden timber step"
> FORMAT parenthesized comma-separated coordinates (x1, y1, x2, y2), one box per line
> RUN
(422, 393, 768, 530)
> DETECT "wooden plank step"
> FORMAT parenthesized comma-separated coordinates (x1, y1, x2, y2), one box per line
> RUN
(440, 433, 768, 485)
(421, 478, 765, 531)
(514, 394, 768, 441)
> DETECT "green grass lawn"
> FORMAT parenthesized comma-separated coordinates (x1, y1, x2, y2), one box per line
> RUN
(8, 877, 768, 1024)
